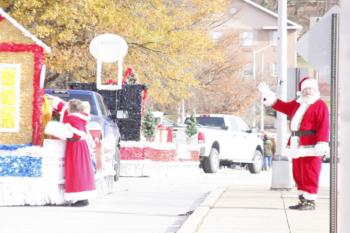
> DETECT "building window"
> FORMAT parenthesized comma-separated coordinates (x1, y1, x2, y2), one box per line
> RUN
(269, 31, 278, 46)
(241, 32, 256, 46)
(242, 63, 253, 77)
(0, 64, 21, 132)
(211, 31, 223, 40)
(270, 63, 278, 77)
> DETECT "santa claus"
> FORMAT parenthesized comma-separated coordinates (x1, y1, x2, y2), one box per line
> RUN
(258, 77, 330, 210)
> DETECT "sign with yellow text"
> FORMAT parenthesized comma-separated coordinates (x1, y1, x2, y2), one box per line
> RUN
(0, 64, 20, 132)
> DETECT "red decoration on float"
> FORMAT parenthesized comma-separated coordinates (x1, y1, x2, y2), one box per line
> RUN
(123, 67, 132, 85)
(106, 79, 117, 85)
(0, 16, 4, 22)
(0, 43, 45, 145)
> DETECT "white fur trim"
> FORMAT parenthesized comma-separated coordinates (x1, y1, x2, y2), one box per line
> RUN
(315, 142, 330, 156)
(65, 124, 88, 138)
(303, 192, 318, 201)
(51, 96, 64, 110)
(59, 105, 68, 122)
(64, 190, 97, 202)
(290, 103, 309, 131)
(71, 112, 90, 121)
(44, 121, 73, 140)
(285, 145, 321, 158)
(301, 78, 318, 91)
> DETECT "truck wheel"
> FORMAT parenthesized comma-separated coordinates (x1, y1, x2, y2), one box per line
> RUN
(248, 149, 263, 174)
(202, 148, 220, 173)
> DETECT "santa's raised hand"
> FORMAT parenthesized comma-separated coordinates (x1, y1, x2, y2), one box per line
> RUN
(257, 82, 277, 106)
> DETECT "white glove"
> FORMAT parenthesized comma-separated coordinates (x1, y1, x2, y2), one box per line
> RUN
(315, 142, 329, 157)
(258, 82, 277, 106)
(49, 95, 65, 110)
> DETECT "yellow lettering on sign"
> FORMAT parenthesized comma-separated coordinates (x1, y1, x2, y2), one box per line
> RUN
(1, 69, 16, 86)
(1, 89, 15, 105)
(0, 67, 17, 130)
(0, 107, 15, 128)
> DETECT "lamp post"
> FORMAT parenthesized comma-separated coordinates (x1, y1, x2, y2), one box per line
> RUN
(253, 44, 274, 131)
(270, 0, 291, 190)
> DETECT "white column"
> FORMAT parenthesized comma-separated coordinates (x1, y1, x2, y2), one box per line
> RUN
(252, 52, 257, 128)
(276, 0, 288, 157)
(181, 100, 186, 123)
(339, 1, 350, 232)
(260, 54, 265, 131)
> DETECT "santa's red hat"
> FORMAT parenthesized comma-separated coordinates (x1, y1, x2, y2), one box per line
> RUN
(298, 76, 319, 93)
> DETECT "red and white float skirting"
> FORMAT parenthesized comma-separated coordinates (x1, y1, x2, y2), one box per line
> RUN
(119, 141, 200, 177)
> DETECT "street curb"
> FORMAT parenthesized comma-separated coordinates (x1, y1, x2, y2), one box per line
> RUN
(176, 186, 227, 233)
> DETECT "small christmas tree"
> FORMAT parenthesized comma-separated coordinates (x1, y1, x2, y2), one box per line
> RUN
(185, 113, 198, 138)
(142, 110, 155, 141)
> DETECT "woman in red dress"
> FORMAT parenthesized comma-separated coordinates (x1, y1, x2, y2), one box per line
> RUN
(64, 99, 96, 206)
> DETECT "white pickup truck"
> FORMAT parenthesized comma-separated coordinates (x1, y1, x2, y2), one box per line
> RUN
(179, 114, 264, 174)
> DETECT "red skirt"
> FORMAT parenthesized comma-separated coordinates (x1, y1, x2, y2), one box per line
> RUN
(64, 140, 96, 200)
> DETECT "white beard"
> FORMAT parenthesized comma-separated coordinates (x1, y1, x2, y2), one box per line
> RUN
(296, 92, 320, 104)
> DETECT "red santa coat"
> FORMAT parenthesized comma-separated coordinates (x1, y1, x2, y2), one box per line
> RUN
(64, 112, 96, 202)
(272, 98, 330, 195)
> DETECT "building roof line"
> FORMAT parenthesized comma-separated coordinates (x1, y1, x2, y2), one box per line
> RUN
(242, 0, 303, 30)
(0, 8, 51, 53)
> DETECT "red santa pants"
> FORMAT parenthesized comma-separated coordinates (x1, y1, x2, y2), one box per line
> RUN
(292, 156, 322, 194)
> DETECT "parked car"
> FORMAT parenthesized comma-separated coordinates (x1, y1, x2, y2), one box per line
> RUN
(177, 114, 264, 174)
(44, 89, 121, 184)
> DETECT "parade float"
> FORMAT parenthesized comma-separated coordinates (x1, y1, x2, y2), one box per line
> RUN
(0, 8, 66, 205)
(0, 9, 114, 206)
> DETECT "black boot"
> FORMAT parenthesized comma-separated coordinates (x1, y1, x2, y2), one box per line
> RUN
(289, 195, 305, 209)
(298, 194, 305, 201)
(289, 199, 315, 210)
(71, 199, 89, 207)
(298, 200, 316, 210)
(289, 200, 305, 210)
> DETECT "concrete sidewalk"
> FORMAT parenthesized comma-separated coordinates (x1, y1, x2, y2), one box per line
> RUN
(177, 185, 329, 233)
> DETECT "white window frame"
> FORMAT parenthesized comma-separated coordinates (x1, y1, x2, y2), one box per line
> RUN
(242, 63, 253, 77)
(0, 64, 21, 132)
(241, 32, 256, 46)
(269, 31, 278, 46)
(211, 31, 223, 40)
(270, 63, 278, 77)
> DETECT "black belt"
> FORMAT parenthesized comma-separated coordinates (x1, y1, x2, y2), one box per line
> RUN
(291, 130, 316, 137)
(67, 137, 81, 142)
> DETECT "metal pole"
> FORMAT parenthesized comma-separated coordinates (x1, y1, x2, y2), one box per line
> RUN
(252, 52, 257, 128)
(271, 0, 291, 190)
(253, 44, 273, 131)
(330, 13, 339, 233)
(276, 0, 288, 158)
